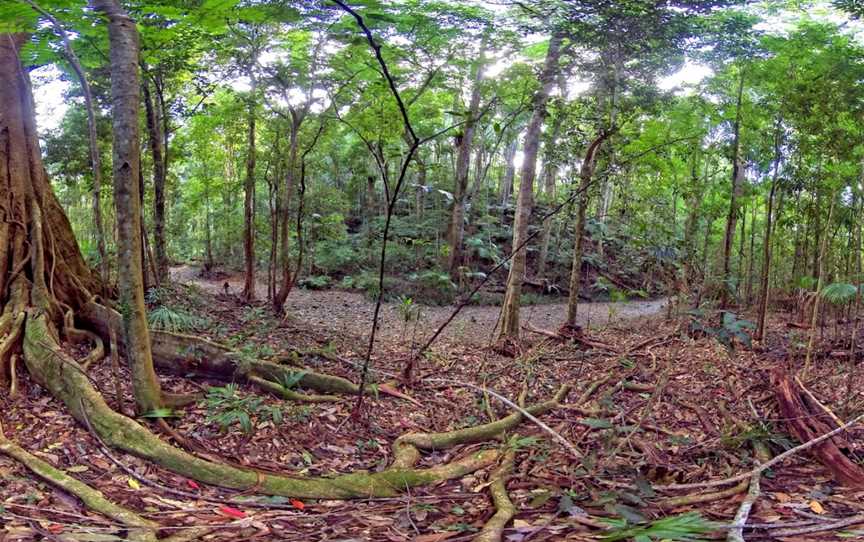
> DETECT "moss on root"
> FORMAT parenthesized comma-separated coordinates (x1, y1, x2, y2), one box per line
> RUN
(22, 312, 568, 500)
(474, 449, 516, 542)
(0, 421, 157, 542)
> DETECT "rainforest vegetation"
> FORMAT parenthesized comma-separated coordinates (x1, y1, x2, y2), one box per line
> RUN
(1, 0, 864, 540)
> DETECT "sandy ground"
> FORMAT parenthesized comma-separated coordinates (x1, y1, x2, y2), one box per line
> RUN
(171, 265, 668, 348)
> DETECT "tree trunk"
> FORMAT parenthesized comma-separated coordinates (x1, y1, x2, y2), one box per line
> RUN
(721, 70, 746, 308)
(682, 149, 705, 290)
(738, 203, 747, 299)
(565, 131, 611, 328)
(447, 46, 486, 277)
(25, 0, 109, 287)
(267, 156, 279, 301)
(415, 156, 427, 219)
(142, 73, 167, 283)
(499, 138, 517, 208)
(242, 78, 257, 302)
(274, 112, 303, 313)
(91, 0, 163, 413)
(497, 32, 563, 341)
(805, 192, 837, 373)
(204, 177, 214, 272)
(536, 114, 562, 279)
(745, 202, 757, 305)
(756, 118, 783, 341)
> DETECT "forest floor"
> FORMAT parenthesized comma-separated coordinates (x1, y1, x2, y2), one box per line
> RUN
(2, 273, 864, 541)
(170, 264, 668, 347)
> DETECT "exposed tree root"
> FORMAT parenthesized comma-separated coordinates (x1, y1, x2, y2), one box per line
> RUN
(771, 368, 864, 487)
(0, 310, 24, 390)
(474, 449, 516, 542)
(770, 513, 864, 537)
(80, 303, 361, 398)
(247, 374, 340, 403)
(392, 385, 570, 468)
(0, 421, 158, 542)
(63, 307, 104, 370)
(22, 312, 569, 499)
(657, 479, 749, 508)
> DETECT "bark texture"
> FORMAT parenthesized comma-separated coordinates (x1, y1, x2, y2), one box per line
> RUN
(447, 45, 486, 277)
(497, 32, 563, 340)
(90, 1, 163, 413)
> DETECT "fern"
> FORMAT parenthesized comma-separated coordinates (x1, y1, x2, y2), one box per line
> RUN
(820, 282, 858, 305)
(602, 512, 718, 542)
(148, 306, 201, 332)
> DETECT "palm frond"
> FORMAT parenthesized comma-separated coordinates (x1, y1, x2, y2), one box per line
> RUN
(819, 282, 858, 305)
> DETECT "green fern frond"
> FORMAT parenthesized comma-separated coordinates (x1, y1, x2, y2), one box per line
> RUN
(602, 512, 718, 541)
(820, 282, 858, 305)
(148, 306, 201, 332)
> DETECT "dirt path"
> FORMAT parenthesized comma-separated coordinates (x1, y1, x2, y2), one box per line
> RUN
(171, 265, 667, 347)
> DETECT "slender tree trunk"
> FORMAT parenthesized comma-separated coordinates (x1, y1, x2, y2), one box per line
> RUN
(565, 131, 611, 328)
(447, 46, 486, 277)
(745, 203, 757, 305)
(536, 114, 562, 279)
(204, 178, 214, 272)
(682, 150, 704, 290)
(142, 73, 167, 283)
(415, 156, 427, 219)
(805, 192, 837, 373)
(242, 78, 257, 302)
(267, 157, 279, 301)
(25, 0, 109, 287)
(499, 138, 517, 208)
(91, 0, 162, 412)
(721, 70, 746, 308)
(737, 203, 746, 299)
(497, 32, 563, 341)
(756, 118, 783, 341)
(274, 113, 302, 312)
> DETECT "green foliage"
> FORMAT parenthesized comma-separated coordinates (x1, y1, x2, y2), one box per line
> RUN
(820, 282, 859, 306)
(396, 295, 421, 323)
(299, 275, 331, 290)
(276, 370, 308, 390)
(688, 310, 755, 352)
(314, 240, 361, 274)
(147, 306, 203, 332)
(722, 422, 793, 453)
(601, 512, 718, 542)
(203, 384, 283, 435)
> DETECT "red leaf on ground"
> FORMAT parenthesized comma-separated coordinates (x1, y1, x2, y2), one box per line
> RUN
(291, 499, 305, 510)
(218, 505, 247, 518)
(186, 479, 200, 490)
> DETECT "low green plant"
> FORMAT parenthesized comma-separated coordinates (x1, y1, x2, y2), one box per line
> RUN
(688, 309, 755, 352)
(601, 512, 718, 542)
(204, 384, 283, 434)
(722, 422, 793, 452)
(397, 295, 421, 323)
(148, 306, 202, 332)
(820, 282, 859, 306)
(299, 275, 332, 290)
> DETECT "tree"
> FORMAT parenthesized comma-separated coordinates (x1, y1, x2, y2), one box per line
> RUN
(24, 0, 109, 288)
(496, 31, 564, 341)
(91, 0, 163, 413)
(446, 39, 487, 278)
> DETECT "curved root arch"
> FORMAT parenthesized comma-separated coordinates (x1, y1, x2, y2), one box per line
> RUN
(23, 311, 570, 498)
